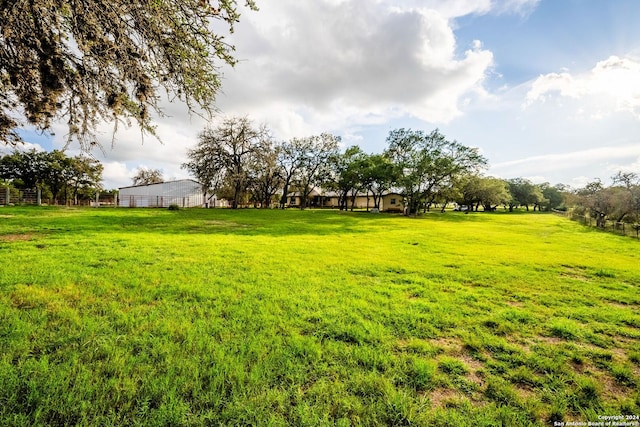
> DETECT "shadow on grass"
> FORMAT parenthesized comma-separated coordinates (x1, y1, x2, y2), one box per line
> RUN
(0, 206, 550, 239)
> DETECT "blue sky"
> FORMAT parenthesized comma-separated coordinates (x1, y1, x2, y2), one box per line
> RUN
(6, 0, 640, 190)
(456, 0, 640, 83)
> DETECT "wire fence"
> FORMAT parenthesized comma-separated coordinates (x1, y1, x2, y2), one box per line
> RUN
(552, 209, 640, 239)
(1, 186, 116, 206)
(1, 187, 38, 205)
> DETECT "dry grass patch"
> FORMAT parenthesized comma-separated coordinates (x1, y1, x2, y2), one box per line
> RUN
(429, 388, 465, 408)
(0, 233, 35, 242)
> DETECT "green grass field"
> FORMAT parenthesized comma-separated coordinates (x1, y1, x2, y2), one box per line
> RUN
(1, 207, 639, 426)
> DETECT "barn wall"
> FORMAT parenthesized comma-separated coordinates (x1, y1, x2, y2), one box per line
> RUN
(118, 180, 205, 208)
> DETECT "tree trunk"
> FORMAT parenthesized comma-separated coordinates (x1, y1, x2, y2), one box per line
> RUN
(280, 180, 290, 209)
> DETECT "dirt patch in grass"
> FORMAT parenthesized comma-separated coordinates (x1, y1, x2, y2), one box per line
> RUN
(0, 233, 35, 242)
(505, 300, 524, 308)
(430, 337, 488, 387)
(606, 300, 634, 309)
(513, 384, 536, 402)
(459, 354, 486, 380)
(430, 337, 464, 351)
(599, 371, 630, 398)
(204, 220, 249, 228)
(533, 335, 567, 346)
(560, 265, 592, 282)
(429, 388, 464, 408)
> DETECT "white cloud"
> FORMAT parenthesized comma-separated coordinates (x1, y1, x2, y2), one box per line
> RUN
(525, 55, 640, 118)
(381, 0, 540, 19)
(489, 143, 640, 185)
(492, 0, 540, 16)
(217, 0, 495, 139)
(101, 161, 131, 189)
(0, 140, 45, 155)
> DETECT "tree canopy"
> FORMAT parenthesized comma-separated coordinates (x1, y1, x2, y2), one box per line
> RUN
(0, 0, 257, 149)
(132, 167, 163, 186)
(385, 128, 487, 214)
(183, 116, 271, 209)
(0, 149, 102, 204)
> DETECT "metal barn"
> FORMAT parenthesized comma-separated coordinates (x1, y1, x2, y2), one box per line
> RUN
(118, 179, 205, 208)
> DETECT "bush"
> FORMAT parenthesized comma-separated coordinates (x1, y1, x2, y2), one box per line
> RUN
(168, 204, 180, 211)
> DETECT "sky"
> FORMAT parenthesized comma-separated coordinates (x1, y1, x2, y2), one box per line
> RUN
(5, 0, 640, 190)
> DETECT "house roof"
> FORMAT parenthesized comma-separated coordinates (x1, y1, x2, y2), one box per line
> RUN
(287, 188, 404, 198)
(118, 179, 202, 191)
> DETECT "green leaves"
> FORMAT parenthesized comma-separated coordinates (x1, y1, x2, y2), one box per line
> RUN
(0, 0, 257, 149)
(385, 128, 488, 214)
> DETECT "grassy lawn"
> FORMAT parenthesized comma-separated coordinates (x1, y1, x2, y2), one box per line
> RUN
(1, 207, 639, 426)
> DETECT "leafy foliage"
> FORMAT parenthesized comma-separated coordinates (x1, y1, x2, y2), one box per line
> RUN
(0, 149, 102, 203)
(132, 167, 163, 186)
(183, 117, 271, 208)
(0, 0, 257, 148)
(385, 128, 487, 214)
(293, 133, 341, 209)
(573, 173, 640, 226)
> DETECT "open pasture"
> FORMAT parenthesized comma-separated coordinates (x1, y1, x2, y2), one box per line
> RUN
(0, 207, 639, 426)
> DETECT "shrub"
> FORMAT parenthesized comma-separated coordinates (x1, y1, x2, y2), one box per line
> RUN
(168, 204, 180, 211)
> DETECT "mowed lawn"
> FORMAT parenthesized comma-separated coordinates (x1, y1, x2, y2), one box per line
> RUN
(0, 207, 639, 426)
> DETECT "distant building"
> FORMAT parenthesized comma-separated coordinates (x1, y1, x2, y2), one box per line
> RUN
(286, 187, 404, 211)
(118, 179, 216, 208)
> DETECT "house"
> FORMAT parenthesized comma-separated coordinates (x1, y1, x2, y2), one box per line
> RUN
(381, 192, 404, 212)
(118, 179, 212, 208)
(286, 187, 405, 212)
(286, 188, 327, 208)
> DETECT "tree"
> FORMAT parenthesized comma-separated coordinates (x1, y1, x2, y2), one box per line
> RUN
(276, 138, 310, 209)
(506, 178, 544, 211)
(572, 176, 640, 227)
(612, 171, 640, 222)
(294, 133, 340, 209)
(0, 149, 48, 188)
(44, 150, 75, 204)
(329, 146, 366, 211)
(132, 168, 163, 186)
(68, 156, 103, 204)
(183, 117, 269, 209)
(539, 183, 565, 211)
(360, 154, 398, 211)
(385, 128, 487, 215)
(457, 175, 509, 212)
(247, 140, 282, 208)
(576, 180, 607, 227)
(0, 149, 103, 204)
(0, 0, 257, 149)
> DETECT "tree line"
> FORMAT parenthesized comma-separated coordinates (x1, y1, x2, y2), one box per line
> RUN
(182, 116, 569, 214)
(0, 149, 103, 205)
(567, 172, 640, 227)
(1, 117, 636, 225)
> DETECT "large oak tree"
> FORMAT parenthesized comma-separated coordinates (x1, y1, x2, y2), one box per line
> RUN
(0, 0, 257, 148)
(183, 116, 269, 209)
(385, 128, 487, 215)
